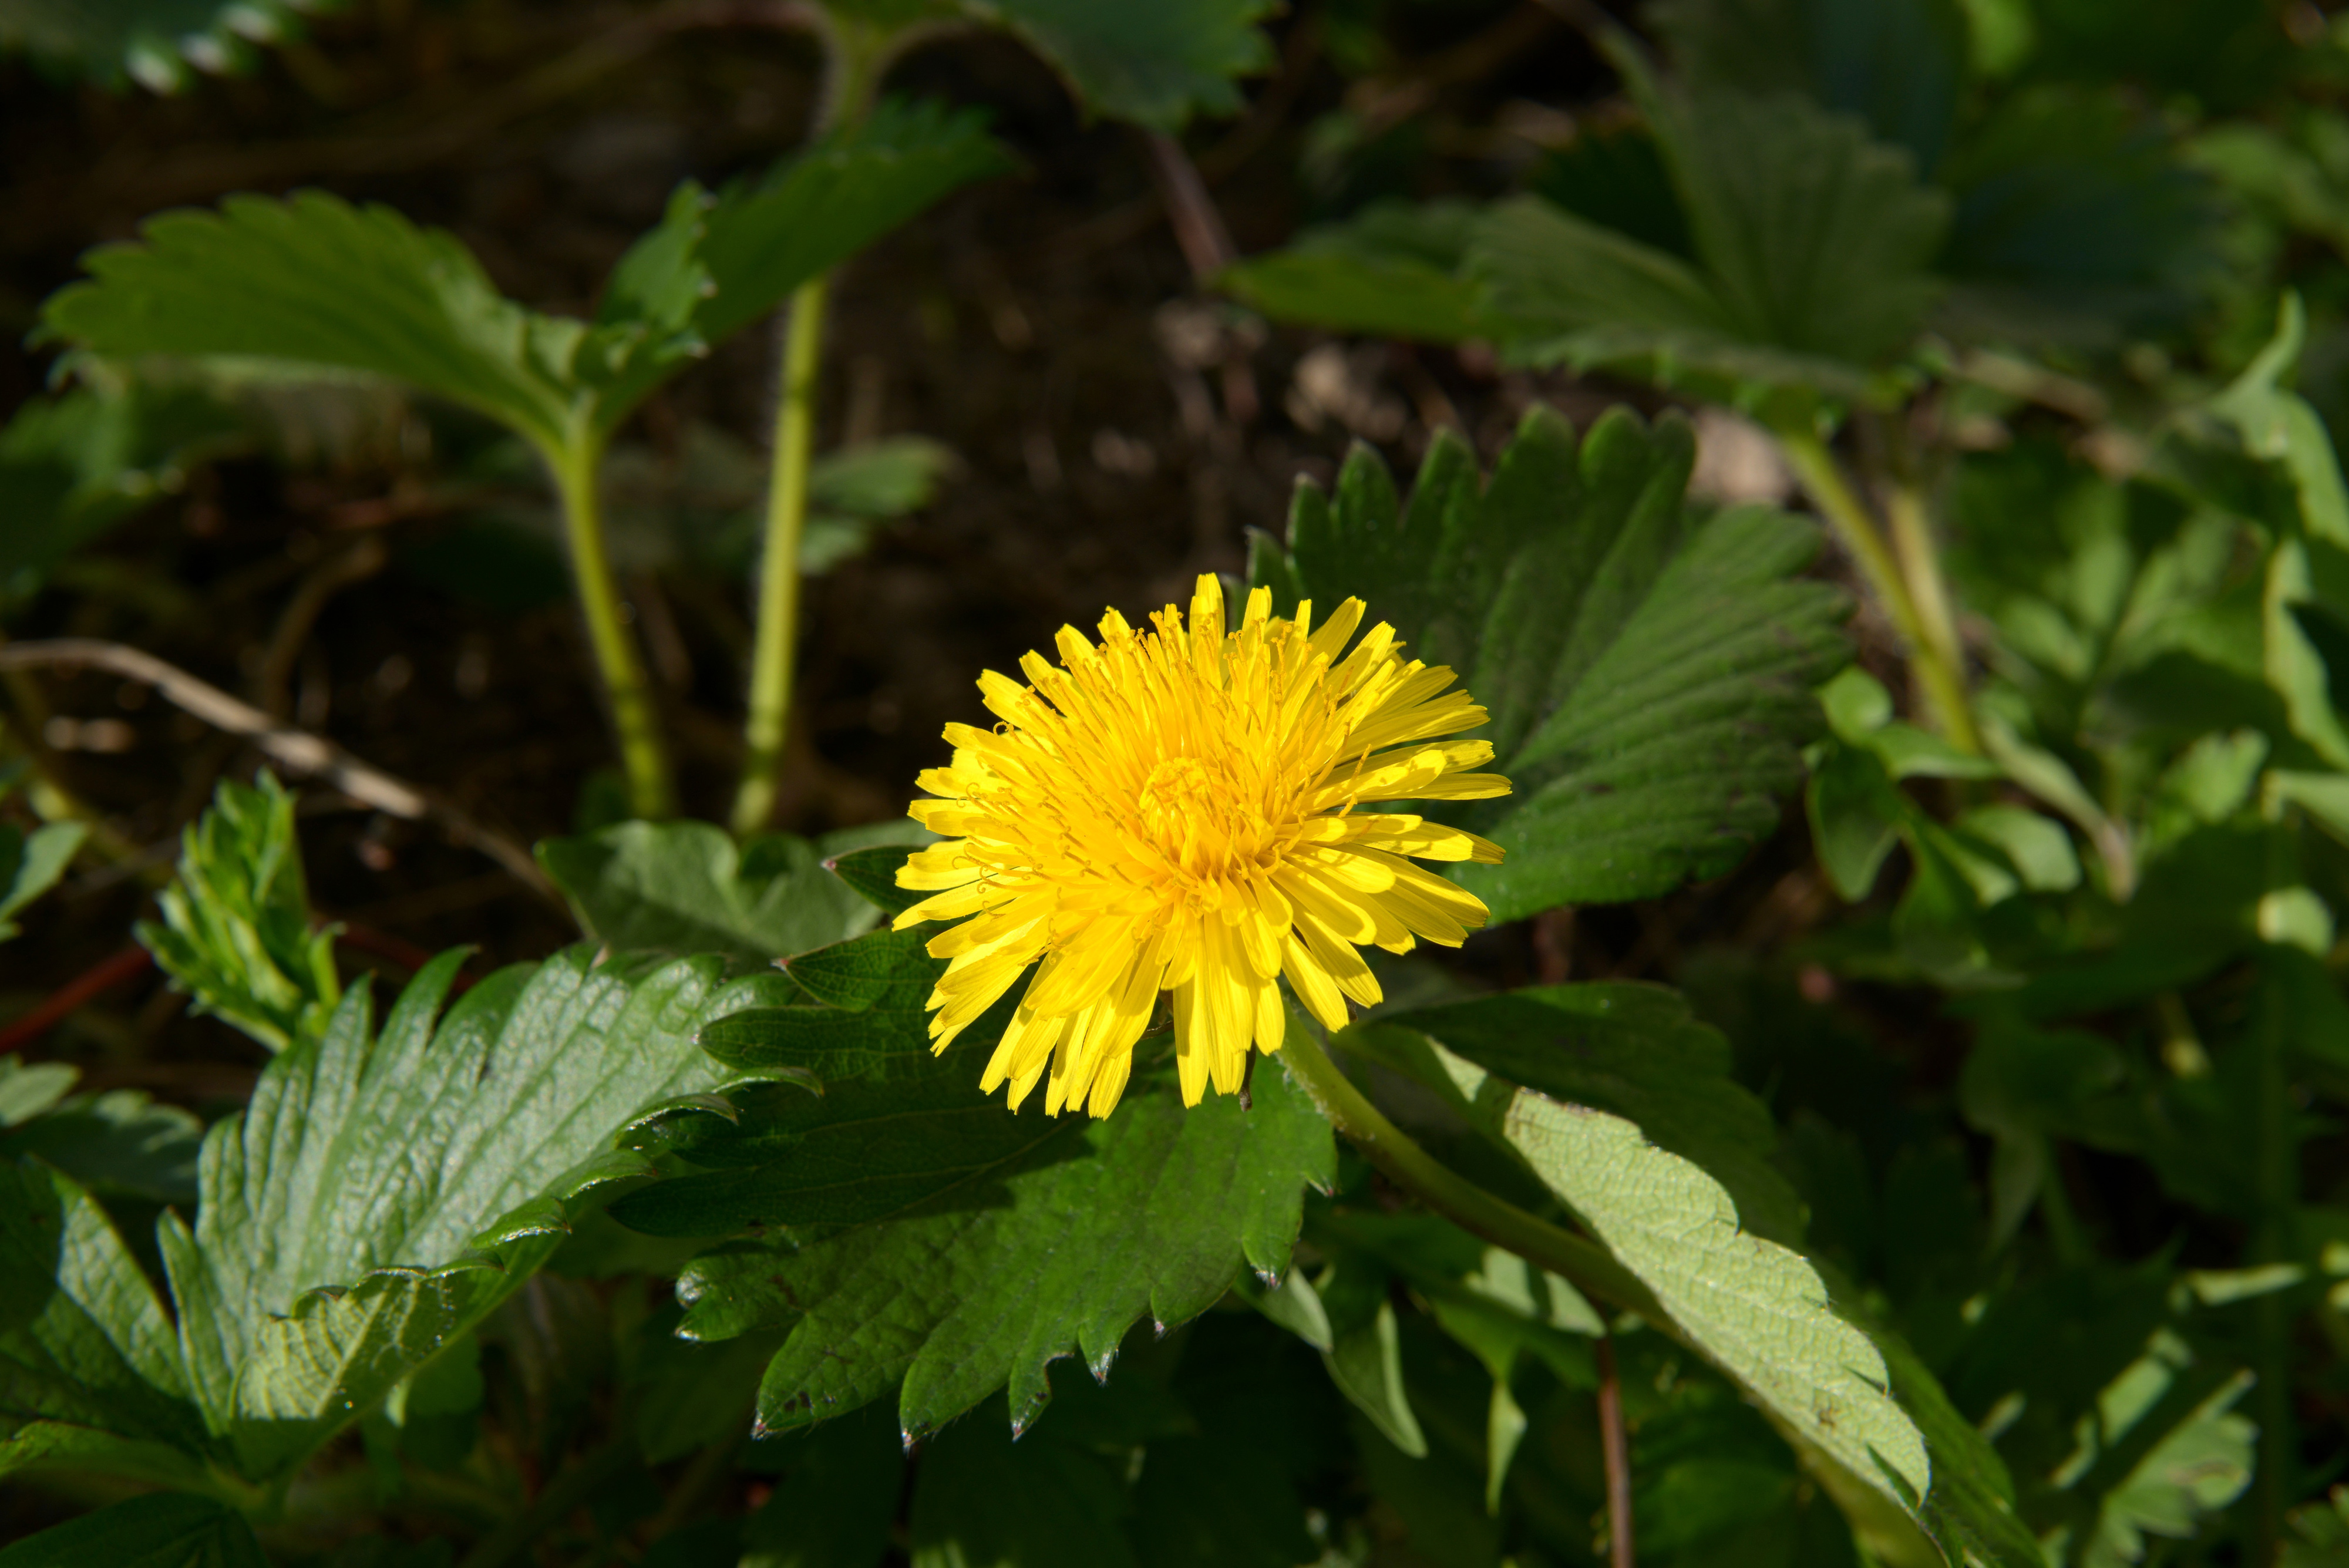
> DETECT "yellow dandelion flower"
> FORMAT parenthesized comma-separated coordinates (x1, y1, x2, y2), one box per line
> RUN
(893, 574, 1512, 1118)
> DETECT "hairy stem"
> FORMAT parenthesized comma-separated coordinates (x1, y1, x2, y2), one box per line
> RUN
(1776, 424, 1980, 755)
(730, 276, 830, 836)
(547, 433, 675, 821)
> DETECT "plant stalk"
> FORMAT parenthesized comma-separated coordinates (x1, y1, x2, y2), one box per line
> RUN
(729, 276, 831, 836)
(547, 432, 675, 820)
(728, 18, 897, 836)
(1597, 1330, 1634, 1568)
(1278, 1028, 1657, 1320)
(1776, 425, 1980, 755)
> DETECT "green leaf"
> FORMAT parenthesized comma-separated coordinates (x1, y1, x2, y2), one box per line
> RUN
(1310, 1248, 1428, 1458)
(0, 1085, 203, 1205)
(136, 773, 340, 1054)
(1956, 805, 2081, 893)
(608, 971, 1065, 1239)
(1650, 0, 1970, 173)
(0, 0, 323, 93)
(0, 1492, 267, 1568)
(676, 1054, 1333, 1440)
(1426, 1040, 1933, 1520)
(0, 822, 83, 941)
(41, 190, 584, 452)
(0, 1160, 207, 1467)
(1635, 67, 1951, 372)
(824, 844, 927, 918)
(692, 99, 1014, 346)
(1363, 983, 1805, 1245)
(2210, 297, 2349, 769)
(1216, 200, 1518, 342)
(1229, 68, 1947, 394)
(1254, 406, 1848, 921)
(958, 0, 1275, 131)
(160, 941, 755, 1479)
(2045, 1333, 2256, 1567)
(1806, 741, 1905, 900)
(537, 819, 924, 968)
(0, 1055, 78, 1125)
(38, 102, 1005, 459)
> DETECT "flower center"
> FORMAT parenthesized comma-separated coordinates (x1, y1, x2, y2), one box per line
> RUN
(1136, 755, 1220, 847)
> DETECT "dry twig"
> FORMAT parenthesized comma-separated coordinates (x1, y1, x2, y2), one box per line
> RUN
(0, 640, 556, 904)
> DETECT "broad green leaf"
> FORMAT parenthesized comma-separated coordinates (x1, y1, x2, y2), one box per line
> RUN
(1217, 200, 1516, 342)
(1228, 67, 1948, 394)
(1314, 1253, 1426, 1458)
(537, 819, 924, 968)
(1362, 983, 1804, 1244)
(1807, 741, 1906, 900)
(676, 1053, 1333, 1439)
(1427, 1041, 1933, 1520)
(0, 1054, 77, 1125)
(1253, 405, 1848, 921)
(160, 942, 761, 1479)
(39, 101, 1008, 455)
(960, 0, 1274, 131)
(41, 190, 584, 452)
(136, 773, 339, 1054)
(0, 1161, 205, 1464)
(0, 1491, 267, 1568)
(0, 0, 322, 92)
(1634, 67, 1951, 373)
(0, 822, 83, 941)
(0, 1084, 202, 1205)
(1651, 0, 1970, 173)
(608, 955, 1062, 1238)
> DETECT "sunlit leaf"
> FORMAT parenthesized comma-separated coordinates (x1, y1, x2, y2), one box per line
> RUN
(1254, 406, 1847, 921)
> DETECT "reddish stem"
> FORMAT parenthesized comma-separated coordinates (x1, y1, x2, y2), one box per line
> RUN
(0, 945, 153, 1056)
(1598, 1330, 1635, 1568)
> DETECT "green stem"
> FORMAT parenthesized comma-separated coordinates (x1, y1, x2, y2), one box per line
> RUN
(547, 432, 675, 820)
(728, 18, 895, 837)
(1885, 480, 1968, 696)
(1776, 424, 1981, 755)
(455, 1435, 636, 1568)
(729, 275, 831, 836)
(1279, 1029, 1657, 1319)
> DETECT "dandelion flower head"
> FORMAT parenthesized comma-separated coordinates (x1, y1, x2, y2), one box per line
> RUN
(894, 575, 1512, 1118)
